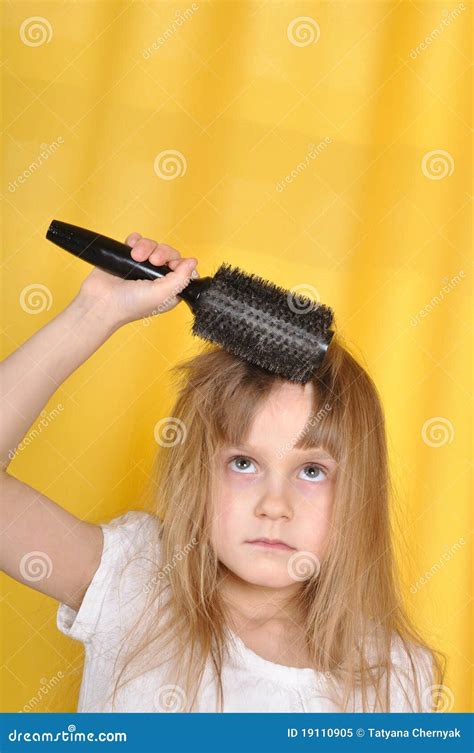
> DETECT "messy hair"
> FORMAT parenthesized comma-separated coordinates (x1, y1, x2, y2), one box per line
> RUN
(107, 336, 446, 712)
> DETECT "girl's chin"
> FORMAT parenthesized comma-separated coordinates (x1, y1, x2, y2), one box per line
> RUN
(235, 568, 296, 590)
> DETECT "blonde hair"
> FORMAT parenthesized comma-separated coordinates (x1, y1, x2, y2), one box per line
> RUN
(108, 336, 446, 712)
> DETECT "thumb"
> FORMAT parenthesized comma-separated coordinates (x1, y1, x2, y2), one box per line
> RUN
(150, 257, 198, 310)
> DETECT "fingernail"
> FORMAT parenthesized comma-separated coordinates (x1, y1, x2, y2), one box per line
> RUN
(191, 269, 199, 279)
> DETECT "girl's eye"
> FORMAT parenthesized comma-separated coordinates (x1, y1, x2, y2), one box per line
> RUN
(228, 456, 328, 482)
(228, 456, 256, 474)
(299, 464, 328, 483)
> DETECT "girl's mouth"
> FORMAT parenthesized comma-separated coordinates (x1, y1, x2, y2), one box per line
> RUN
(246, 539, 295, 551)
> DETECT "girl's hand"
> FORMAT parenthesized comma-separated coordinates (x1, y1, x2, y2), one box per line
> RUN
(77, 232, 199, 328)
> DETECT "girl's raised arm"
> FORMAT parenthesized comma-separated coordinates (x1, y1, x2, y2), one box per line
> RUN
(0, 233, 198, 611)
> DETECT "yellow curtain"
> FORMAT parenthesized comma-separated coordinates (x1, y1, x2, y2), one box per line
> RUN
(1, 1, 471, 712)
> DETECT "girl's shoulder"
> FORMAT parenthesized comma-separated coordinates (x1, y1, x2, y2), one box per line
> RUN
(360, 619, 433, 665)
(364, 622, 435, 708)
(56, 509, 163, 647)
(101, 509, 162, 557)
(96, 508, 165, 590)
(351, 622, 436, 711)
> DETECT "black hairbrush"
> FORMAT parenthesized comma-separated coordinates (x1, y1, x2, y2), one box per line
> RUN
(46, 220, 335, 384)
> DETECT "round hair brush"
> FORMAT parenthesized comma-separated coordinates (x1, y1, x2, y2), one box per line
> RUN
(46, 220, 335, 384)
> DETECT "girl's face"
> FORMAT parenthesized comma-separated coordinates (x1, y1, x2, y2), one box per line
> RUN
(211, 382, 338, 590)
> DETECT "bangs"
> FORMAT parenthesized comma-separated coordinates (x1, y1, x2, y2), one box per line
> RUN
(199, 352, 342, 462)
(171, 340, 353, 466)
(206, 362, 278, 450)
(293, 381, 341, 462)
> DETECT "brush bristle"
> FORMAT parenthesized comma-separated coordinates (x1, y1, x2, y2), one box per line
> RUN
(191, 263, 335, 383)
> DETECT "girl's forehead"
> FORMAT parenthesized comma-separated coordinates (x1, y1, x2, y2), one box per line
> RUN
(222, 440, 335, 461)
(248, 392, 316, 436)
(213, 378, 333, 458)
(266, 379, 315, 405)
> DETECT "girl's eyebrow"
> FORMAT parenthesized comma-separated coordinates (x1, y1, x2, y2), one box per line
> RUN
(226, 443, 337, 463)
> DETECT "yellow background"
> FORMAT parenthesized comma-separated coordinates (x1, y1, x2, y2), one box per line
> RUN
(1, 0, 471, 712)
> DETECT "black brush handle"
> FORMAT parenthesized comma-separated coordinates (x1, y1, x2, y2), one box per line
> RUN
(45, 220, 212, 312)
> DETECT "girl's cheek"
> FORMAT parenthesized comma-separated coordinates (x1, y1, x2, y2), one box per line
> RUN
(223, 469, 335, 501)
(225, 470, 260, 488)
(289, 478, 332, 500)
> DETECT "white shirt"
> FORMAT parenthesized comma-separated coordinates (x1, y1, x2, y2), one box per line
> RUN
(57, 510, 434, 712)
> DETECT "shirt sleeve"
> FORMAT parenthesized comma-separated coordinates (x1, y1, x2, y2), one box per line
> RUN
(56, 509, 161, 647)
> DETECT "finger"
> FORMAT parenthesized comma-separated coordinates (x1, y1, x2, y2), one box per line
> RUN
(154, 258, 197, 302)
(125, 232, 142, 246)
(148, 243, 181, 267)
(168, 257, 200, 277)
(130, 238, 159, 261)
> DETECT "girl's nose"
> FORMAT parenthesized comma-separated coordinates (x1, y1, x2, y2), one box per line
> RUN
(254, 487, 293, 520)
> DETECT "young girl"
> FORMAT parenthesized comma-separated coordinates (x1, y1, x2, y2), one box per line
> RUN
(1, 232, 445, 713)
